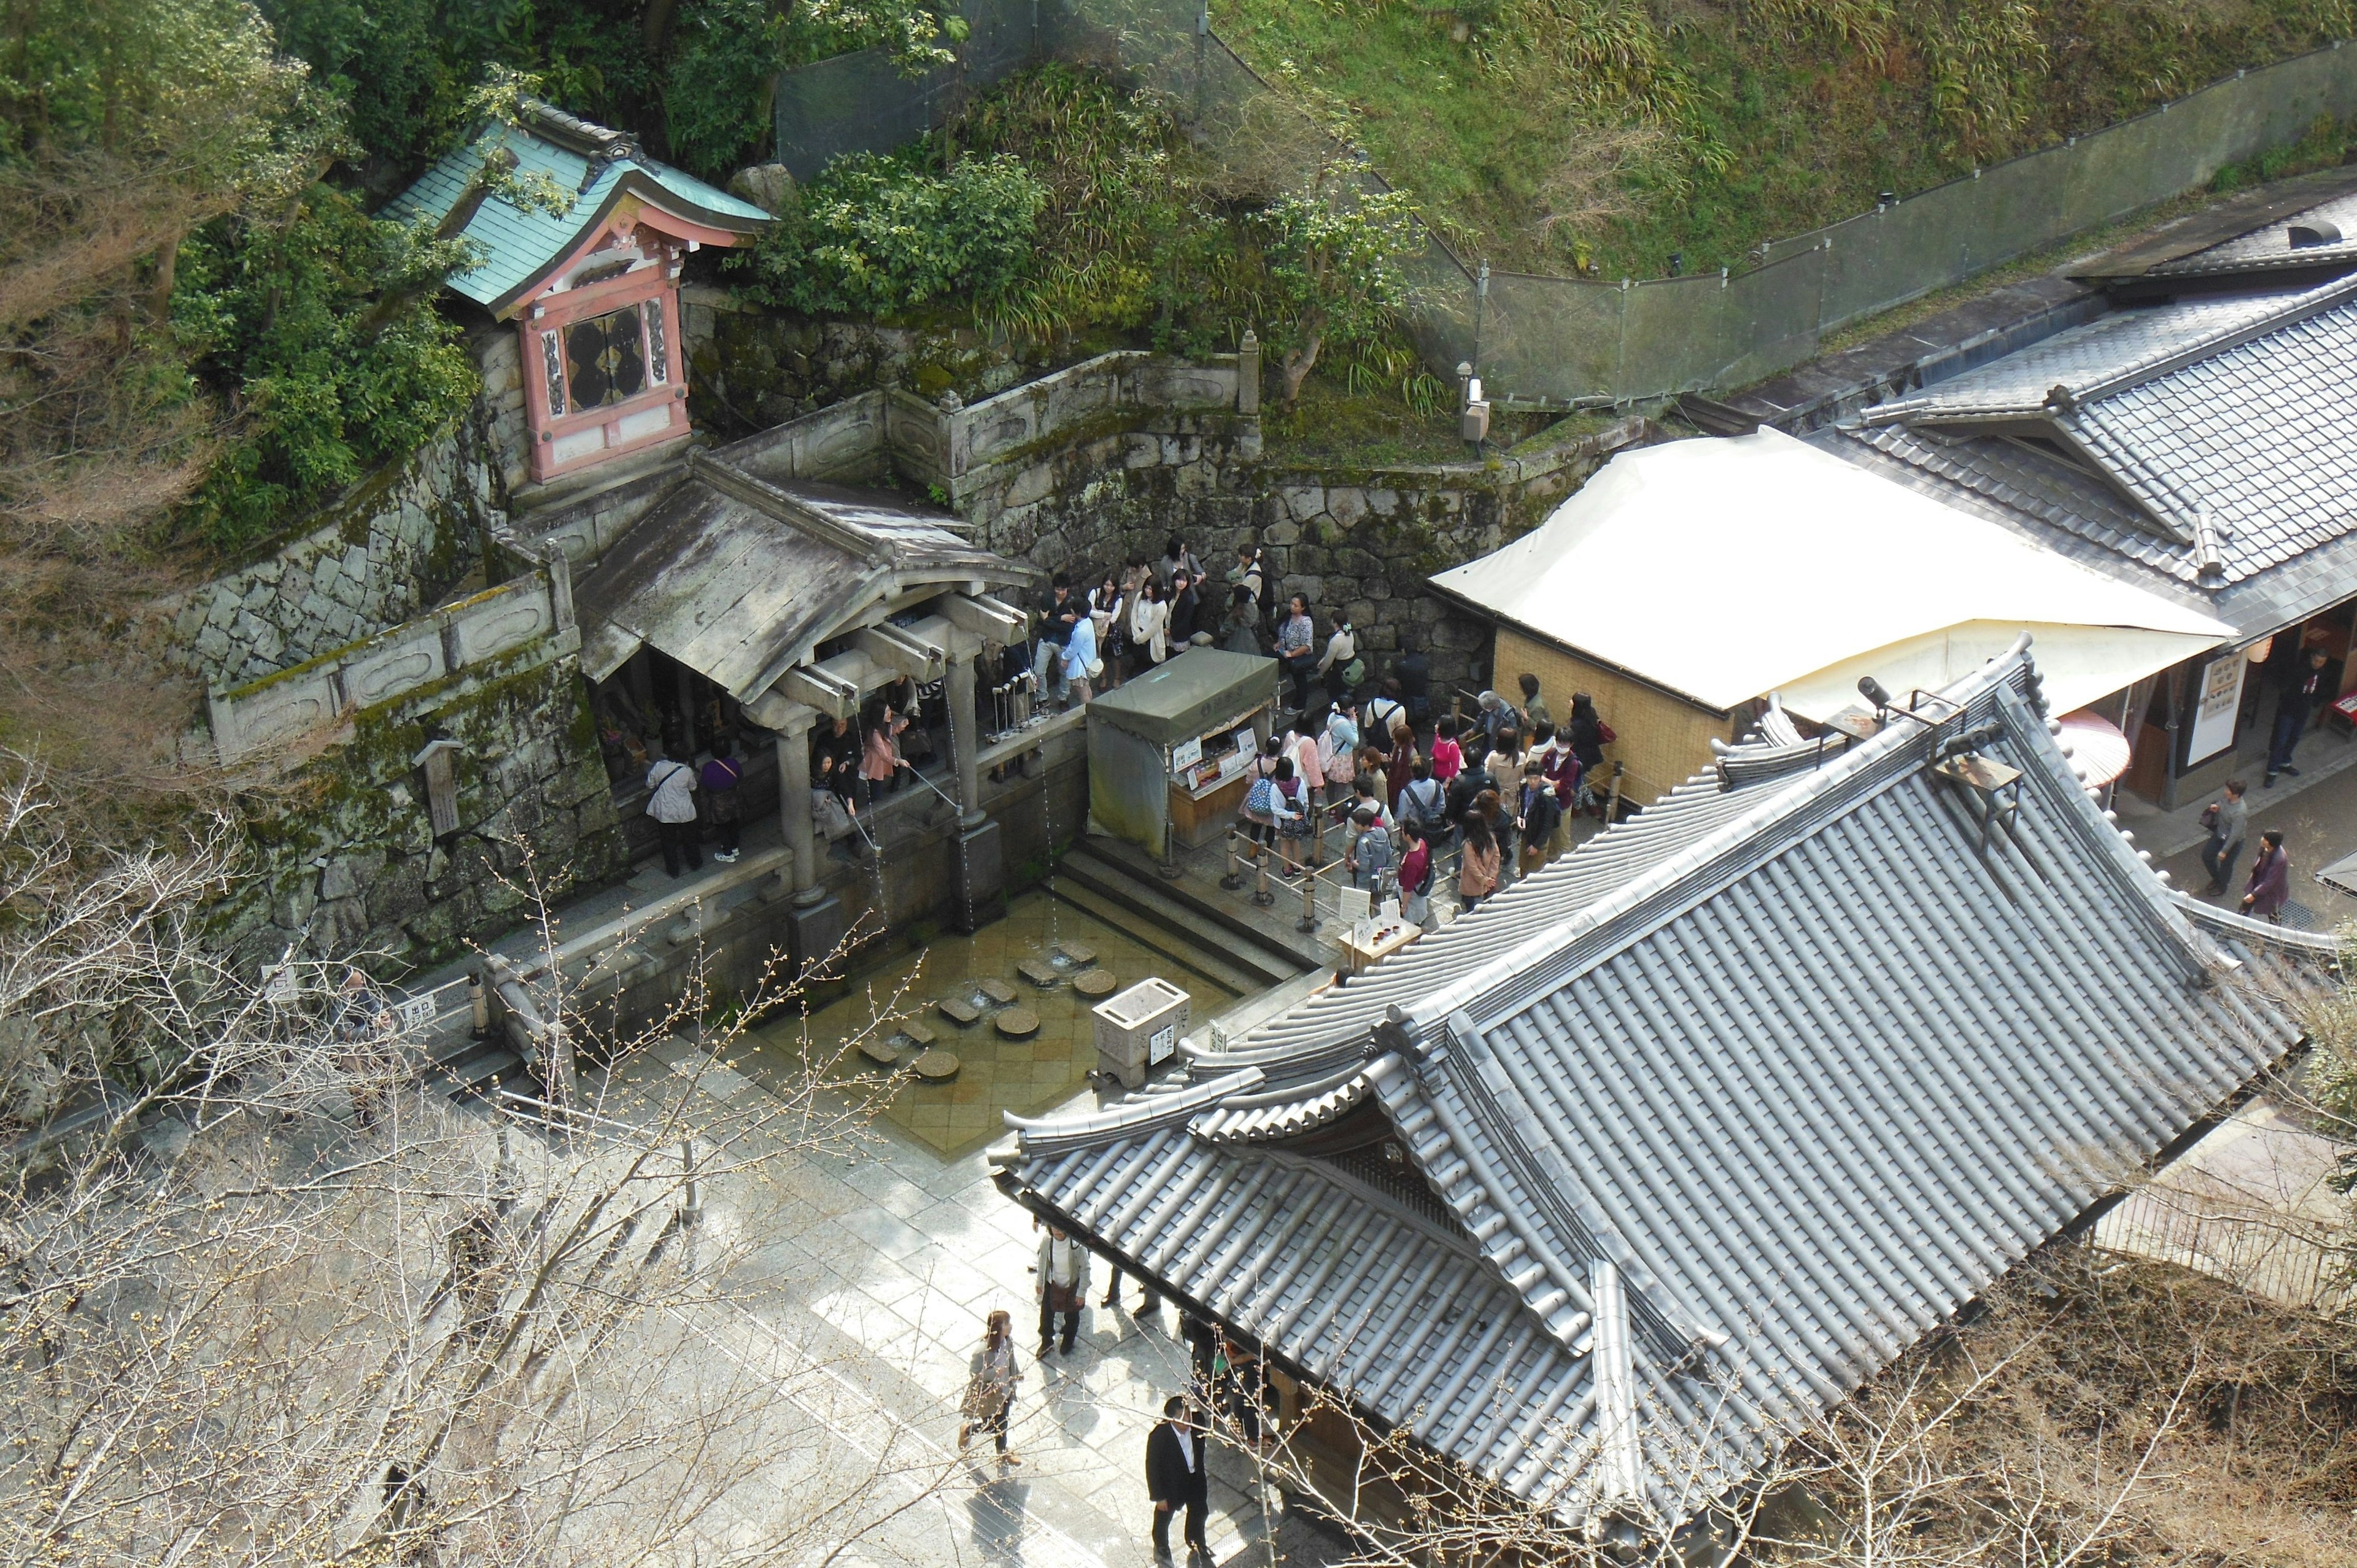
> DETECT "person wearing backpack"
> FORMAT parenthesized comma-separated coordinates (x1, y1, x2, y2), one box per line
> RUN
(1315, 614, 1363, 705)
(1395, 758, 1443, 842)
(1345, 806, 1391, 894)
(700, 736, 746, 863)
(643, 746, 701, 878)
(1237, 737, 1285, 871)
(1268, 758, 1311, 877)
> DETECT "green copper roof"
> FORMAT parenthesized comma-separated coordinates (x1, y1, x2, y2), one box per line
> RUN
(383, 102, 770, 317)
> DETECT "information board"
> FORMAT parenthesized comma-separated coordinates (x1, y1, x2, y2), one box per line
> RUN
(2186, 654, 2246, 767)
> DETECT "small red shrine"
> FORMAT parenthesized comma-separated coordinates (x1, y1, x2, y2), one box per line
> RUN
(387, 101, 772, 485)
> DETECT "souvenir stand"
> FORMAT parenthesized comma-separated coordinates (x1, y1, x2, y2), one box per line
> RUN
(1086, 651, 1278, 860)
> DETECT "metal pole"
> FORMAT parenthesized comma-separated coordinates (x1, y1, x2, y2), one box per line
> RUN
(1220, 828, 1247, 891)
(1252, 844, 1274, 906)
(1195, 0, 1209, 127)
(1472, 260, 1488, 379)
(1298, 863, 1318, 933)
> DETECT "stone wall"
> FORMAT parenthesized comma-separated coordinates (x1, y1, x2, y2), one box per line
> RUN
(218, 644, 626, 978)
(474, 327, 533, 498)
(958, 411, 1651, 691)
(167, 425, 500, 690)
(680, 285, 1029, 438)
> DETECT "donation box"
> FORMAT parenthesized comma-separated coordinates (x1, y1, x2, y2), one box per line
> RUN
(1092, 977, 1190, 1090)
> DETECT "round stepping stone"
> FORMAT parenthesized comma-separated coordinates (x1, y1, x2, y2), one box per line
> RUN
(994, 1006, 1040, 1039)
(1017, 956, 1063, 987)
(937, 995, 982, 1025)
(977, 977, 1018, 1005)
(1072, 968, 1118, 998)
(910, 1048, 961, 1081)
(1054, 942, 1097, 968)
(859, 1034, 904, 1067)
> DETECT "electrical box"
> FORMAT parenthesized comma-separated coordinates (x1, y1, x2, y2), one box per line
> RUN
(1093, 977, 1190, 1090)
(1461, 400, 1491, 444)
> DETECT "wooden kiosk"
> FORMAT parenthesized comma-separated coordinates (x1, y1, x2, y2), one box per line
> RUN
(1086, 651, 1278, 859)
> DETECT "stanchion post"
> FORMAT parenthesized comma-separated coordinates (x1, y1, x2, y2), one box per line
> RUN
(1298, 864, 1319, 933)
(1220, 829, 1247, 891)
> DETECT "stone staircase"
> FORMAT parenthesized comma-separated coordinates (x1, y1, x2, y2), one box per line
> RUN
(1050, 837, 1325, 998)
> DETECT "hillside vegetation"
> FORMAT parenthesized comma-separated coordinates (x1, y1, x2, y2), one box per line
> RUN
(1212, 0, 2357, 277)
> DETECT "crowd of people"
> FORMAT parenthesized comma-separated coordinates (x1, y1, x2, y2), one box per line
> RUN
(1022, 531, 1622, 924)
(1235, 670, 1617, 921)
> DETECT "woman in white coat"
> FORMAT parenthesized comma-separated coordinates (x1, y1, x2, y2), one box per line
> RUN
(1130, 580, 1171, 666)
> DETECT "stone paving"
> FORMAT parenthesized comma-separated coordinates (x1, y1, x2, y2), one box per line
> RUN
(755, 893, 1236, 1159)
(589, 1029, 1308, 1567)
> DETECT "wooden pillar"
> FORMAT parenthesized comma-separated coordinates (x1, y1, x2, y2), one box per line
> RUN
(946, 648, 985, 830)
(773, 709, 822, 906)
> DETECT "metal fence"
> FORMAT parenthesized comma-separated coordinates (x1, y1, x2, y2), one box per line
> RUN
(776, 12, 2357, 406)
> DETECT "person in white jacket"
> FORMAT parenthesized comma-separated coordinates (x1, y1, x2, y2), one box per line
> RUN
(1130, 580, 1169, 666)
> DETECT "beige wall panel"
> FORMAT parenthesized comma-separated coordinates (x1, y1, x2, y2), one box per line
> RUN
(1492, 626, 1734, 806)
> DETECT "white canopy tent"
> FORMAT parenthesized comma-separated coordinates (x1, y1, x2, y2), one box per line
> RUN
(1434, 428, 2232, 719)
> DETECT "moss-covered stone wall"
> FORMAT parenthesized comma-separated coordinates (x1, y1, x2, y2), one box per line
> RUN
(957, 410, 1654, 692)
(166, 423, 501, 690)
(681, 287, 1031, 438)
(217, 643, 625, 979)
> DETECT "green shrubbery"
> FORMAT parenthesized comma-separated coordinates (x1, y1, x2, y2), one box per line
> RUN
(172, 188, 479, 550)
(740, 152, 1046, 317)
(737, 65, 1437, 410)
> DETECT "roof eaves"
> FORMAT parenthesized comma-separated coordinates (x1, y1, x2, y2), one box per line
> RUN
(1004, 1066, 1264, 1157)
(2070, 272, 2357, 403)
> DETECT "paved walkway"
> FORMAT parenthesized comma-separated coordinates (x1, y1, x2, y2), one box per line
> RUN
(579, 1022, 1331, 1567)
(2147, 722, 2357, 925)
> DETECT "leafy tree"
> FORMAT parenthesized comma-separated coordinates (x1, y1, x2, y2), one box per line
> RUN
(738, 149, 1044, 317)
(1256, 182, 1421, 406)
(172, 187, 479, 550)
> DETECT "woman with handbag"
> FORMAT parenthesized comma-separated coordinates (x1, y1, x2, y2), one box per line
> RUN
(957, 1309, 1023, 1466)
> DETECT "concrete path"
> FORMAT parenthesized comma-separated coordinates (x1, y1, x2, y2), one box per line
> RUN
(579, 1025, 1327, 1567)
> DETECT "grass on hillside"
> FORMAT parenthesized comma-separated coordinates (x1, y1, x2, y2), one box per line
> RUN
(1211, 0, 2357, 279)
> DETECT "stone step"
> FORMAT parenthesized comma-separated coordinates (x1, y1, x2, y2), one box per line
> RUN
(423, 1038, 532, 1099)
(1045, 876, 1269, 998)
(1051, 848, 1305, 989)
(1070, 836, 1333, 972)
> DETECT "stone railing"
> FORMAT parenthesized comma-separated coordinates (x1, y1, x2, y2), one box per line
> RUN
(889, 347, 1256, 498)
(207, 555, 578, 765)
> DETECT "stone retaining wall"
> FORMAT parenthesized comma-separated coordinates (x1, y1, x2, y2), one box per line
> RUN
(167, 427, 500, 690)
(680, 285, 1031, 437)
(219, 644, 625, 978)
(207, 563, 575, 765)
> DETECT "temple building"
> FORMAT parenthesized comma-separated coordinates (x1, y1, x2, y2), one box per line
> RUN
(385, 99, 772, 487)
(990, 641, 2328, 1542)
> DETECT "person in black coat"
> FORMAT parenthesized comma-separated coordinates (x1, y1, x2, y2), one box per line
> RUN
(1145, 1396, 1209, 1563)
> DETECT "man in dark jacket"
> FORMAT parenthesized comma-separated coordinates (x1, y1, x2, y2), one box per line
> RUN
(1032, 574, 1079, 693)
(2267, 645, 2332, 787)
(1145, 1396, 1209, 1562)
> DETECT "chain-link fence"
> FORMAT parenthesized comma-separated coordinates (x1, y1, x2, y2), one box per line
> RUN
(776, 16, 2357, 406)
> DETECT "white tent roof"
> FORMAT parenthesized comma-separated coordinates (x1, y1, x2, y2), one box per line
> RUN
(1433, 428, 2231, 717)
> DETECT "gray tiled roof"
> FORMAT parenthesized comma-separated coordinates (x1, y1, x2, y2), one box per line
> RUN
(994, 647, 2321, 1531)
(1862, 287, 2323, 424)
(2154, 188, 2357, 278)
(1830, 274, 2357, 618)
(1824, 423, 2357, 639)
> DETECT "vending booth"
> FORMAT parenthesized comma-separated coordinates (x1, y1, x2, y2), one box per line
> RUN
(1086, 651, 1278, 859)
